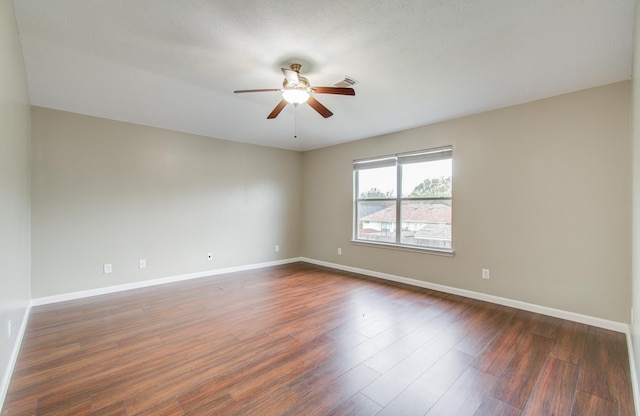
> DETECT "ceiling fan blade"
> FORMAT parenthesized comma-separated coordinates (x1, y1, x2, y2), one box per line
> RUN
(312, 86, 355, 96)
(281, 68, 300, 86)
(234, 88, 281, 93)
(307, 96, 333, 118)
(267, 99, 288, 119)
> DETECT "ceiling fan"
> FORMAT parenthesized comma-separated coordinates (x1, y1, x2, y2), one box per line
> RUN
(234, 63, 355, 119)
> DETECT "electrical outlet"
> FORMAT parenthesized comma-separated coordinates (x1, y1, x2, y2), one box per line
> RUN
(482, 268, 490, 280)
(6, 320, 11, 339)
(207, 253, 213, 261)
(338, 247, 342, 256)
(139, 259, 146, 269)
(103, 264, 112, 274)
(275, 245, 280, 252)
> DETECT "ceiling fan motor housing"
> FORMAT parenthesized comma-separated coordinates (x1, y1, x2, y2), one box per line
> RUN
(283, 76, 310, 90)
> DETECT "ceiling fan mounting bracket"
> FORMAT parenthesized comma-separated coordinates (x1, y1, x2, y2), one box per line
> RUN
(283, 76, 309, 90)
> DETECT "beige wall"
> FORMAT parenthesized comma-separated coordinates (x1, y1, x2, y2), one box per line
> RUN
(29, 84, 633, 321)
(302, 81, 631, 323)
(31, 108, 302, 298)
(0, 0, 31, 399)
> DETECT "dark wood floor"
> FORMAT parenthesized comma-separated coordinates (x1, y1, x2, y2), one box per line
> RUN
(2, 262, 635, 415)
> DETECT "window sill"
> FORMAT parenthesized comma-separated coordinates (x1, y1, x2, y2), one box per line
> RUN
(350, 240, 455, 257)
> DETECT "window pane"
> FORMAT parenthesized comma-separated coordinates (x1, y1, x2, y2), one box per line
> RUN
(357, 201, 396, 243)
(353, 147, 453, 252)
(400, 200, 451, 248)
(402, 159, 451, 198)
(357, 166, 396, 199)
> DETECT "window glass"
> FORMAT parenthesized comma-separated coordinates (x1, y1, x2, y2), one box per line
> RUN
(400, 200, 451, 248)
(357, 166, 396, 199)
(354, 147, 452, 252)
(402, 159, 451, 198)
(356, 200, 396, 243)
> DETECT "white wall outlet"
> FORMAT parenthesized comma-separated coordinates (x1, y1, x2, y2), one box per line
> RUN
(6, 320, 11, 339)
(103, 263, 112, 274)
(338, 247, 342, 256)
(275, 244, 280, 252)
(139, 259, 146, 269)
(482, 268, 490, 280)
(207, 253, 213, 261)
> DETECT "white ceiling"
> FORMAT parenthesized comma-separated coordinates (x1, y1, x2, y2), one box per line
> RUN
(12, 0, 636, 151)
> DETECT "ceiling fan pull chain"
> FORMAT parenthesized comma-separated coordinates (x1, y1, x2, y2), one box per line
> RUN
(294, 104, 298, 139)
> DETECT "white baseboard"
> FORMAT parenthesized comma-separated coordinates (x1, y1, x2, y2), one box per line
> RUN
(32, 257, 303, 306)
(0, 301, 31, 413)
(33, 256, 626, 332)
(302, 257, 628, 333)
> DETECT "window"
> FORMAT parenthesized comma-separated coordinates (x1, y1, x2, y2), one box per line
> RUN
(353, 146, 452, 253)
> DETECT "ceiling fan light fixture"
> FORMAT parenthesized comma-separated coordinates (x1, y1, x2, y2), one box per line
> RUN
(282, 88, 310, 105)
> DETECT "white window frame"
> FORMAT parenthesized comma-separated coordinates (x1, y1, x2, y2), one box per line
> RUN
(352, 146, 454, 256)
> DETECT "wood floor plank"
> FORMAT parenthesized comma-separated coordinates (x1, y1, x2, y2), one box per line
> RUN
(453, 304, 513, 357)
(579, 327, 623, 402)
(377, 349, 475, 416)
(360, 327, 466, 407)
(130, 398, 184, 416)
(571, 391, 618, 416)
(326, 393, 383, 416)
(471, 314, 528, 376)
(227, 335, 339, 403)
(35, 391, 92, 415)
(283, 363, 381, 416)
(86, 401, 127, 416)
(182, 393, 238, 415)
(551, 320, 589, 365)
(362, 317, 449, 373)
(490, 333, 554, 409)
(1, 262, 635, 416)
(228, 385, 301, 416)
(286, 351, 378, 400)
(0, 394, 36, 416)
(523, 357, 579, 416)
(527, 312, 563, 339)
(425, 367, 498, 416)
(473, 396, 521, 416)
